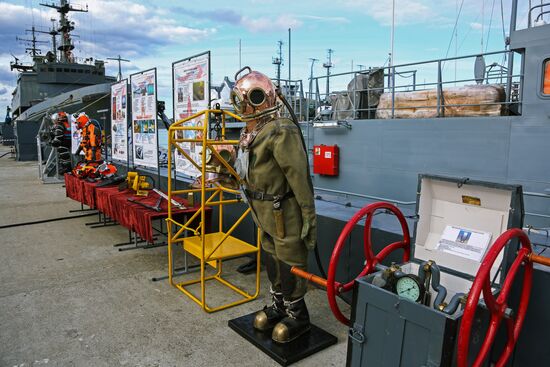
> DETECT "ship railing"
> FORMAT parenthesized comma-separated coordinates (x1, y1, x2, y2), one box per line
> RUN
(528, 2, 550, 27)
(271, 77, 306, 121)
(307, 49, 523, 121)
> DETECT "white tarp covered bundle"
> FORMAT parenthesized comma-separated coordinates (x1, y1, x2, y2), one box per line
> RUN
(376, 84, 505, 119)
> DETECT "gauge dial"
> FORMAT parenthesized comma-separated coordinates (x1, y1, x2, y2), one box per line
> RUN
(395, 275, 424, 303)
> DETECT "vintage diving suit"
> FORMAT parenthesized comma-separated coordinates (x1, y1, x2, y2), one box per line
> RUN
(232, 67, 317, 343)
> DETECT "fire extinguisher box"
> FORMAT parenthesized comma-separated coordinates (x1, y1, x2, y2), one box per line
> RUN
(346, 174, 524, 367)
(313, 144, 339, 176)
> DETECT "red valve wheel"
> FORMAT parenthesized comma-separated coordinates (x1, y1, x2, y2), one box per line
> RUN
(457, 228, 533, 367)
(326, 202, 411, 326)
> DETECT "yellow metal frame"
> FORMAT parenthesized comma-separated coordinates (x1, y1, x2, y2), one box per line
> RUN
(166, 109, 260, 312)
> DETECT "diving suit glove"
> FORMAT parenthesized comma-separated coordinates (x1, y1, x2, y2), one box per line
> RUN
(300, 212, 317, 250)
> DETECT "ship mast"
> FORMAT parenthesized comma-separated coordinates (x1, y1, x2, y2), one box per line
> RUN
(33, 19, 60, 61)
(40, 0, 88, 63)
(16, 26, 48, 58)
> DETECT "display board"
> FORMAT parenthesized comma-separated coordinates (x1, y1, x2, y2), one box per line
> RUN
(172, 51, 210, 177)
(130, 68, 158, 169)
(110, 79, 129, 162)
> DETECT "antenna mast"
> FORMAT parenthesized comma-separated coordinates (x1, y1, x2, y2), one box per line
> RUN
(107, 55, 131, 81)
(323, 49, 334, 100)
(16, 26, 48, 58)
(40, 0, 88, 63)
(33, 19, 60, 61)
(272, 40, 283, 87)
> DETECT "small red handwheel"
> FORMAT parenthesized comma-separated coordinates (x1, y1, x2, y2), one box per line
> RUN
(326, 202, 411, 326)
(457, 228, 533, 367)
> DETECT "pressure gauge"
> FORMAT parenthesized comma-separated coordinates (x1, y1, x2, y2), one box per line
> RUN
(395, 274, 425, 303)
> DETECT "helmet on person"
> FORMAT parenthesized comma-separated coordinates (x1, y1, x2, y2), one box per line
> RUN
(57, 111, 68, 123)
(230, 67, 280, 121)
(75, 113, 90, 129)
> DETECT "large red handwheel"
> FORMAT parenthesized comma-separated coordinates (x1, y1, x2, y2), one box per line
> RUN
(457, 228, 533, 367)
(326, 202, 411, 326)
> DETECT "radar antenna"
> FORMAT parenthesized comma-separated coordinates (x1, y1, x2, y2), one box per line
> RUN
(107, 55, 131, 81)
(40, 0, 88, 63)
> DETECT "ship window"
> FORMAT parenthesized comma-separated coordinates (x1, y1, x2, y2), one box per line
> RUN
(64, 68, 69, 72)
(543, 59, 550, 95)
(48, 67, 53, 72)
(56, 68, 62, 72)
(71, 69, 76, 72)
(78, 69, 83, 73)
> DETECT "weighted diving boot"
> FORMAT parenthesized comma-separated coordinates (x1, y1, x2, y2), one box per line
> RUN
(253, 288, 286, 331)
(271, 297, 311, 343)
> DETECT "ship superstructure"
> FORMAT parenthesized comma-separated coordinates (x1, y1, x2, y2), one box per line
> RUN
(9, 0, 115, 160)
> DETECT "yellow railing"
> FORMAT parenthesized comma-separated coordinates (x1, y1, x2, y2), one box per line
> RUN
(166, 109, 260, 313)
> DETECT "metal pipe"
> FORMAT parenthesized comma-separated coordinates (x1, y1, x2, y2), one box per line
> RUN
(529, 253, 550, 267)
(506, 0, 518, 107)
(311, 50, 511, 81)
(391, 66, 396, 118)
(437, 60, 442, 117)
(291, 267, 328, 288)
(526, 212, 550, 219)
(314, 186, 416, 206)
(524, 191, 550, 199)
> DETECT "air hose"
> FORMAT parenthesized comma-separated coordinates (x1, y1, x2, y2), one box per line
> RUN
(0, 212, 98, 230)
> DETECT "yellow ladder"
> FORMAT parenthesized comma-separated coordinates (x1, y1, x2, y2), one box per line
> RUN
(166, 109, 260, 312)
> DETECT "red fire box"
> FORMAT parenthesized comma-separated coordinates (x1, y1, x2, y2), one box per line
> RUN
(313, 144, 339, 176)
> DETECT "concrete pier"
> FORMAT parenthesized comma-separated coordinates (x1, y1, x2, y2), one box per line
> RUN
(0, 147, 349, 367)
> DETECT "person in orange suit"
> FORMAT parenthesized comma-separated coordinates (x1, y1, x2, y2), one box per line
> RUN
(74, 113, 102, 162)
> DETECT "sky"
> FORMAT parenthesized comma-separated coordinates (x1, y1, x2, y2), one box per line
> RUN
(0, 0, 532, 119)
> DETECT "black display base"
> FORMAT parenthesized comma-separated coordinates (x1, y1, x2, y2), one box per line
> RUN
(228, 312, 338, 366)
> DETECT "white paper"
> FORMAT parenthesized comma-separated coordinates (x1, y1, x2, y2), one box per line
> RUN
(110, 80, 128, 162)
(172, 52, 210, 177)
(130, 69, 158, 168)
(71, 118, 83, 155)
(436, 225, 492, 262)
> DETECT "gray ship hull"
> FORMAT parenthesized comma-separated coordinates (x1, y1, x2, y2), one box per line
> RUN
(14, 83, 111, 161)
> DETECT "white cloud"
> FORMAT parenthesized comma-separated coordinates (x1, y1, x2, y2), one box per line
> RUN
(300, 15, 350, 24)
(241, 14, 302, 32)
(343, 0, 435, 26)
(470, 22, 483, 30)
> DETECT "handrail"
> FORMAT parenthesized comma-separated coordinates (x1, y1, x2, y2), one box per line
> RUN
(310, 50, 512, 81)
(314, 186, 416, 206)
(528, 3, 550, 27)
(309, 49, 522, 121)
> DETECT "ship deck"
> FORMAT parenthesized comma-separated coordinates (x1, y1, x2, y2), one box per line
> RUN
(0, 145, 348, 367)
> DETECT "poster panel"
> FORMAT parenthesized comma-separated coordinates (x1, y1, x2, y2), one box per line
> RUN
(130, 68, 158, 169)
(110, 79, 128, 162)
(172, 51, 210, 177)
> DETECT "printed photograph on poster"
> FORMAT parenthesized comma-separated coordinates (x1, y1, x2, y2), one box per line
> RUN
(110, 80, 128, 162)
(130, 69, 158, 169)
(172, 52, 209, 176)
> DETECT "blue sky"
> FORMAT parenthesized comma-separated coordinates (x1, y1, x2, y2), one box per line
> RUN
(0, 0, 530, 118)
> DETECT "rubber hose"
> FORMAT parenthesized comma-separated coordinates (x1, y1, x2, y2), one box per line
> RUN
(0, 212, 98, 230)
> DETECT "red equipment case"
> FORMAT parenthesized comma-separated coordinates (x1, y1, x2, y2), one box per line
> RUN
(313, 144, 339, 176)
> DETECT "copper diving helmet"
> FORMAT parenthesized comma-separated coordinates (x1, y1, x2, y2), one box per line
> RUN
(230, 67, 281, 121)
